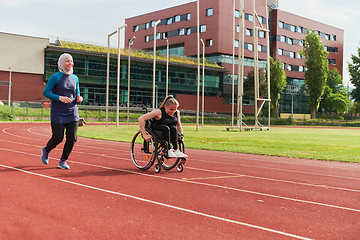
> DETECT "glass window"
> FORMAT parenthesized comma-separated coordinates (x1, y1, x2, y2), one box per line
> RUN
(332, 35, 336, 41)
(287, 38, 293, 45)
(167, 18, 173, 25)
(280, 36, 286, 42)
(145, 22, 150, 29)
(200, 25, 206, 33)
(278, 49, 283, 55)
(258, 31, 265, 38)
(297, 52, 301, 59)
(248, 43, 253, 51)
(290, 25, 296, 32)
(162, 32, 167, 39)
(206, 39, 213, 47)
(187, 13, 191, 21)
(234, 40, 239, 48)
(299, 66, 304, 72)
(174, 15, 180, 22)
(296, 26, 302, 33)
(234, 10, 239, 18)
(207, 8, 213, 16)
(134, 25, 139, 32)
(279, 21, 284, 28)
(237, 25, 239, 33)
(258, 45, 262, 52)
(156, 33, 160, 40)
(286, 64, 292, 71)
(290, 52, 295, 58)
(179, 28, 185, 36)
(248, 14, 253, 22)
(145, 36, 150, 42)
(246, 29, 252, 36)
(151, 21, 156, 27)
(186, 28, 191, 35)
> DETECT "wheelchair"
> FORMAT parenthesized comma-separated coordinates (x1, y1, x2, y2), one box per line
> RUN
(130, 114, 186, 173)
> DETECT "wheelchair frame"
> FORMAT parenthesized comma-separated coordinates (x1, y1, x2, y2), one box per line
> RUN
(130, 124, 186, 173)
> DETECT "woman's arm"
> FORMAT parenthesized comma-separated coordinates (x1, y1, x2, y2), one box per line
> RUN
(176, 110, 184, 136)
(43, 74, 61, 102)
(138, 109, 161, 142)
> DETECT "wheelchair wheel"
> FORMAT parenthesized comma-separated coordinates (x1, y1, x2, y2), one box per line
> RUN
(159, 139, 185, 170)
(131, 129, 157, 171)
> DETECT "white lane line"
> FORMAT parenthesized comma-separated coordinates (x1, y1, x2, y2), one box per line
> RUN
(0, 147, 359, 214)
(0, 163, 312, 240)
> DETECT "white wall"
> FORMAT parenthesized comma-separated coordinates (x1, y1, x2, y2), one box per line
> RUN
(0, 32, 49, 74)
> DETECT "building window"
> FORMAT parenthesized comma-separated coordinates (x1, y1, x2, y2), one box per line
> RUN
(167, 18, 173, 25)
(156, 33, 161, 40)
(279, 21, 284, 28)
(145, 36, 150, 42)
(162, 32, 167, 39)
(287, 38, 293, 45)
(296, 26, 302, 33)
(134, 25, 139, 32)
(234, 40, 239, 48)
(146, 22, 150, 29)
(258, 30, 265, 38)
(200, 25, 206, 33)
(237, 25, 239, 33)
(290, 52, 295, 59)
(278, 49, 283, 55)
(206, 39, 213, 47)
(332, 35, 337, 41)
(247, 43, 253, 51)
(280, 36, 286, 42)
(206, 8, 213, 16)
(297, 52, 301, 59)
(174, 15, 181, 22)
(286, 64, 292, 71)
(290, 25, 296, 32)
(299, 66, 304, 72)
(186, 28, 191, 35)
(178, 28, 185, 36)
(246, 29, 252, 36)
(234, 10, 240, 18)
(187, 13, 191, 20)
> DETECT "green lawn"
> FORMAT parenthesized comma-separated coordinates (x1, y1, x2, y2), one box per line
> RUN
(77, 124, 360, 164)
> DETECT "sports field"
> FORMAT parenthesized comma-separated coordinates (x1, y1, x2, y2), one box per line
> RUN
(1, 122, 359, 239)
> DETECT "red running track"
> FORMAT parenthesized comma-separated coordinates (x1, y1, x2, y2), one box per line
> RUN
(0, 122, 360, 240)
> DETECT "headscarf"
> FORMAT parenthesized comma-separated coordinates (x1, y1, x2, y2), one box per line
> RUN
(58, 53, 73, 75)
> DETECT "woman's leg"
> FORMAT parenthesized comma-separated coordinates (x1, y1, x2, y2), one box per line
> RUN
(151, 123, 171, 148)
(61, 121, 78, 160)
(45, 122, 65, 152)
(169, 125, 178, 150)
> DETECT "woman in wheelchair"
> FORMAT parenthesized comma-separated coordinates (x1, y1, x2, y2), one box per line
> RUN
(138, 95, 187, 158)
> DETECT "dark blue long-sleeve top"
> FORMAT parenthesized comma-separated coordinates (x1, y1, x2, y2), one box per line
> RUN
(43, 72, 80, 124)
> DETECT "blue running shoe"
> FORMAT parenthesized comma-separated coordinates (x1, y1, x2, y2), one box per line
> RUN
(58, 159, 70, 169)
(41, 147, 49, 164)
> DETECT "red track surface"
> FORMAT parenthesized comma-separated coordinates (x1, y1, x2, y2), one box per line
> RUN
(1, 122, 360, 240)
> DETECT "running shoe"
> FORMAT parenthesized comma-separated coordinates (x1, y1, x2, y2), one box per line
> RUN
(41, 146, 49, 164)
(58, 159, 70, 169)
(174, 149, 187, 158)
(167, 149, 177, 158)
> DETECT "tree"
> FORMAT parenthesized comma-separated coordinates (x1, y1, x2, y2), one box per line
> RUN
(244, 68, 267, 100)
(268, 57, 287, 117)
(301, 30, 329, 118)
(320, 68, 350, 114)
(348, 44, 360, 102)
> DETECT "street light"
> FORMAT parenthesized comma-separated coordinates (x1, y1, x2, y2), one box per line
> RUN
(200, 39, 205, 127)
(8, 67, 11, 107)
(152, 19, 161, 110)
(127, 36, 135, 126)
(196, 0, 200, 130)
(166, 39, 169, 96)
(116, 24, 127, 128)
(106, 30, 117, 127)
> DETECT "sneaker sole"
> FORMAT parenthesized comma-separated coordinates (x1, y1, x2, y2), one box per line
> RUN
(41, 147, 49, 164)
(58, 165, 70, 170)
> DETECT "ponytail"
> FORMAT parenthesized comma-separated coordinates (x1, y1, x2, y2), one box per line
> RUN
(160, 95, 179, 109)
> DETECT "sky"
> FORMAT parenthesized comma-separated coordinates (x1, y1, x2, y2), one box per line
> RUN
(0, 0, 359, 86)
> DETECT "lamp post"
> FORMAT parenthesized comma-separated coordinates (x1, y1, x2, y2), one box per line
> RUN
(106, 30, 117, 127)
(127, 36, 135, 126)
(196, 0, 200, 130)
(152, 19, 161, 110)
(8, 67, 11, 107)
(116, 24, 127, 128)
(166, 39, 169, 96)
(200, 39, 205, 127)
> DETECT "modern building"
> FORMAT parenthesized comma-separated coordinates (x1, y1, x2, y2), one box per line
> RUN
(125, 0, 344, 114)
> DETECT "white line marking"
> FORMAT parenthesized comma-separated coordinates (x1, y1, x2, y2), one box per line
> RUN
(0, 163, 313, 240)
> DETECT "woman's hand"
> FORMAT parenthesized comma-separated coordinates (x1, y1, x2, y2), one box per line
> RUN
(142, 133, 152, 142)
(77, 95, 83, 103)
(59, 96, 72, 103)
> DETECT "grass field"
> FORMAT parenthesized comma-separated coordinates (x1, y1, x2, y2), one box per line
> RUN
(77, 124, 360, 164)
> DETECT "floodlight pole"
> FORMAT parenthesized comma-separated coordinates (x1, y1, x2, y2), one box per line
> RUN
(8, 67, 11, 107)
(238, 0, 245, 131)
(231, 0, 235, 128)
(116, 24, 127, 128)
(196, 0, 200, 130)
(153, 19, 161, 110)
(127, 36, 135, 126)
(106, 30, 118, 127)
(200, 39, 205, 127)
(166, 39, 169, 96)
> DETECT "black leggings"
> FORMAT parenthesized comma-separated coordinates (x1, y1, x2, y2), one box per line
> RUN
(45, 121, 78, 160)
(151, 123, 178, 150)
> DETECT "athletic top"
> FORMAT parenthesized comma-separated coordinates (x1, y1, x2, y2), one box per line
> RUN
(151, 108, 178, 127)
(43, 72, 80, 124)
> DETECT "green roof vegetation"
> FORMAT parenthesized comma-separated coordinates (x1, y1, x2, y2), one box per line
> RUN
(56, 41, 222, 69)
